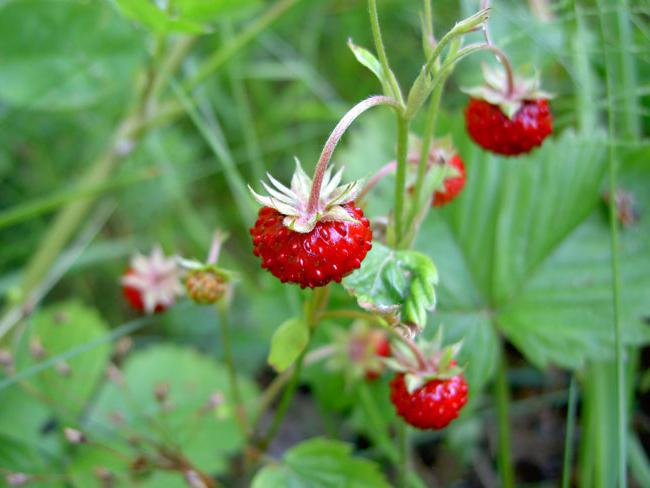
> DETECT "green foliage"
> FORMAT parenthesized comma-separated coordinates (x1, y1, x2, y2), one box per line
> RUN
(343, 242, 438, 332)
(347, 40, 392, 96)
(251, 438, 391, 488)
(115, 0, 261, 33)
(418, 129, 650, 373)
(268, 317, 309, 372)
(0, 0, 144, 110)
(87, 344, 257, 475)
(14, 300, 112, 420)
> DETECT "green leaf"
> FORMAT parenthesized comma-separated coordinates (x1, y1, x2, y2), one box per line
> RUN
(268, 317, 309, 372)
(347, 40, 393, 96)
(251, 438, 391, 488)
(0, 435, 63, 488)
(0, 0, 144, 110)
(115, 0, 261, 33)
(414, 126, 650, 370)
(405, 65, 434, 120)
(88, 344, 257, 475)
(343, 242, 438, 333)
(14, 300, 111, 420)
(115, 0, 204, 33)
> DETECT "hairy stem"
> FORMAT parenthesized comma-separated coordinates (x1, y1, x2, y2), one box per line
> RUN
(495, 341, 515, 488)
(598, 1, 629, 485)
(252, 346, 336, 428)
(306, 96, 402, 215)
(392, 116, 409, 246)
(217, 304, 249, 437)
(422, 0, 434, 58)
(257, 287, 329, 450)
(367, 0, 404, 104)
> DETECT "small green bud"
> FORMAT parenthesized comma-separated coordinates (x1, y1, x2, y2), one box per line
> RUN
(185, 268, 228, 305)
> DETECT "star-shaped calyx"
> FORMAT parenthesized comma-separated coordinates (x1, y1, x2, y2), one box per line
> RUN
(248, 158, 364, 233)
(384, 332, 465, 393)
(121, 246, 184, 314)
(462, 63, 553, 118)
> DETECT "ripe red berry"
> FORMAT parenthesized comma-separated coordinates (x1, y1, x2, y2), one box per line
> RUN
(432, 154, 466, 207)
(465, 98, 552, 156)
(365, 336, 391, 381)
(121, 268, 166, 313)
(389, 372, 468, 430)
(250, 202, 372, 289)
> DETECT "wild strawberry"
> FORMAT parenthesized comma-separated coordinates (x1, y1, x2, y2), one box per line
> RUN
(249, 160, 372, 288)
(432, 154, 466, 207)
(390, 372, 468, 430)
(185, 268, 228, 305)
(463, 64, 553, 156)
(385, 337, 468, 430)
(120, 246, 184, 314)
(365, 335, 391, 381)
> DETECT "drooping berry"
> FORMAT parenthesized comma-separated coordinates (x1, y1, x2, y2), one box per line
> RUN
(120, 246, 184, 314)
(433, 154, 466, 206)
(390, 372, 468, 430)
(465, 98, 552, 156)
(463, 64, 553, 156)
(249, 159, 371, 288)
(250, 202, 372, 288)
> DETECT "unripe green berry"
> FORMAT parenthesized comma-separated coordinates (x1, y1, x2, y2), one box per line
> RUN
(185, 268, 227, 305)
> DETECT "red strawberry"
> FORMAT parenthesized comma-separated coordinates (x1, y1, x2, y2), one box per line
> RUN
(465, 98, 552, 156)
(120, 247, 184, 314)
(249, 160, 371, 288)
(433, 154, 466, 206)
(365, 336, 392, 381)
(122, 269, 147, 312)
(251, 202, 372, 288)
(463, 64, 553, 156)
(390, 372, 468, 430)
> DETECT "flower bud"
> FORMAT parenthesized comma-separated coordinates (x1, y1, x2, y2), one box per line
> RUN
(64, 427, 86, 444)
(185, 268, 228, 305)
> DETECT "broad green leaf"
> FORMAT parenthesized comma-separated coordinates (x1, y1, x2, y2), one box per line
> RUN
(14, 300, 111, 420)
(343, 242, 438, 332)
(251, 438, 391, 488)
(268, 317, 309, 372)
(0, 0, 144, 110)
(415, 127, 650, 370)
(87, 344, 257, 475)
(347, 40, 392, 96)
(0, 435, 63, 488)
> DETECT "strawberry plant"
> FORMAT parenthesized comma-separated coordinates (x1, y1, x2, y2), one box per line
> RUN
(0, 0, 648, 487)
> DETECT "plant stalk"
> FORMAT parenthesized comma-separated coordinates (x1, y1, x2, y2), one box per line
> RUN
(257, 287, 329, 450)
(597, 1, 629, 485)
(306, 96, 402, 216)
(392, 116, 409, 247)
(495, 341, 515, 488)
(217, 303, 249, 437)
(561, 375, 578, 488)
(367, 0, 404, 104)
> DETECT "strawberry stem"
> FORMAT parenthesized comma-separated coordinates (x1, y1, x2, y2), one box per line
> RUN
(207, 229, 227, 264)
(485, 44, 515, 98)
(479, 0, 515, 97)
(306, 95, 403, 216)
(398, 333, 428, 371)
